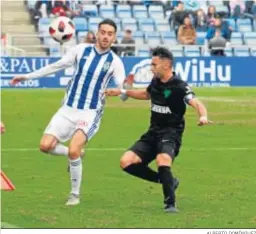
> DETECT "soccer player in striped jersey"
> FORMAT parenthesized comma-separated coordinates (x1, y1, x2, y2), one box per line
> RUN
(10, 19, 127, 206)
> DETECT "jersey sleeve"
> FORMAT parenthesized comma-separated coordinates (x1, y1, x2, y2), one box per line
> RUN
(180, 82, 196, 105)
(112, 56, 126, 88)
(25, 45, 79, 79)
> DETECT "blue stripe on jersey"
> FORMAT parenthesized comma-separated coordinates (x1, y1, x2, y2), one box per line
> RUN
(67, 46, 92, 107)
(89, 53, 113, 109)
(77, 52, 102, 109)
(103, 72, 113, 90)
(96, 72, 113, 107)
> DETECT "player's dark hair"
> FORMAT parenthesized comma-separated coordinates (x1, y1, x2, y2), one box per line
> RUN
(151, 47, 174, 62)
(98, 19, 117, 32)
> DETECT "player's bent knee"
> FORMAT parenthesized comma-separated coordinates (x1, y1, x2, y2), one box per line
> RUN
(68, 147, 81, 159)
(120, 157, 132, 169)
(39, 135, 58, 153)
(120, 151, 142, 169)
(39, 142, 53, 153)
(156, 153, 172, 166)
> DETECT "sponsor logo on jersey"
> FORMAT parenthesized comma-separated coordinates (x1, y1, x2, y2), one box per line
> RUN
(152, 104, 171, 114)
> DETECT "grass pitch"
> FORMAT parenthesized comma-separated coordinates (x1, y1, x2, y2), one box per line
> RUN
(1, 88, 256, 228)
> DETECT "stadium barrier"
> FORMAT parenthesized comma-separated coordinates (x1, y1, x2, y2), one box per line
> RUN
(3, 33, 256, 57)
(1, 56, 256, 88)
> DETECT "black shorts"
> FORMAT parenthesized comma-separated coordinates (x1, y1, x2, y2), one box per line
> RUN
(129, 126, 184, 165)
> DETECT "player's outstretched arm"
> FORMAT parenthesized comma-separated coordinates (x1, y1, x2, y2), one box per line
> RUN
(10, 45, 78, 86)
(188, 98, 213, 126)
(10, 56, 68, 85)
(10, 58, 73, 86)
(105, 89, 150, 100)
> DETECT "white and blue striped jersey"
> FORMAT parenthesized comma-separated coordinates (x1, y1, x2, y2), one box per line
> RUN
(25, 43, 126, 110)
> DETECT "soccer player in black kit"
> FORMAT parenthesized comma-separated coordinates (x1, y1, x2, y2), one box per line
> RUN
(105, 47, 212, 213)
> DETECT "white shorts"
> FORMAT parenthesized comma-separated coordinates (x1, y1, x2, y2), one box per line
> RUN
(44, 105, 104, 143)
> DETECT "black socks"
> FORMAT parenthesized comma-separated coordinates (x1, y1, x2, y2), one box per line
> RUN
(158, 166, 175, 206)
(123, 164, 176, 206)
(123, 164, 159, 183)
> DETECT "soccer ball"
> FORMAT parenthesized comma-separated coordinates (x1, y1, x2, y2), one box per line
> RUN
(49, 16, 75, 43)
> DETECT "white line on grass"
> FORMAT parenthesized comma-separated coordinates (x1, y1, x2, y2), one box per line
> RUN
(1, 147, 256, 152)
(200, 97, 256, 103)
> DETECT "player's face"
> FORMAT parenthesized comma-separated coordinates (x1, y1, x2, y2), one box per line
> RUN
(97, 24, 116, 50)
(151, 56, 166, 78)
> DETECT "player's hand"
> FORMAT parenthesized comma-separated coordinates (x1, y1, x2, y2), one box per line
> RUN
(123, 74, 134, 89)
(105, 89, 121, 96)
(198, 116, 214, 126)
(1, 121, 5, 134)
(10, 76, 27, 86)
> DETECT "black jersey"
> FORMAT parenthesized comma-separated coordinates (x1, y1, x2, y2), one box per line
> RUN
(147, 73, 195, 129)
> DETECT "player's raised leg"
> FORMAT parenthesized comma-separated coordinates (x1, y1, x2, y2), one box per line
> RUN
(65, 130, 87, 206)
(40, 109, 73, 157)
(156, 153, 178, 213)
(39, 134, 60, 154)
(121, 150, 180, 187)
(120, 150, 160, 183)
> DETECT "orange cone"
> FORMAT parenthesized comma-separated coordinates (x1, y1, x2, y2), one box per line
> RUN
(0, 170, 15, 191)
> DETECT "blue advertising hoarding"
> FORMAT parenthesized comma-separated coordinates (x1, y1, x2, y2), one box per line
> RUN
(1, 56, 256, 88)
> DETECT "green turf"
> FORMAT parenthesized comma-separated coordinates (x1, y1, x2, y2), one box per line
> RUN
(1, 88, 256, 228)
